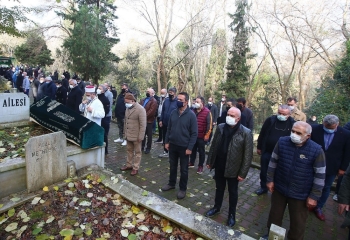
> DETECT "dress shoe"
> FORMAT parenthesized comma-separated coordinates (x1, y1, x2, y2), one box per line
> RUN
(255, 188, 268, 196)
(144, 149, 150, 154)
(177, 190, 186, 199)
(120, 166, 133, 171)
(205, 208, 220, 217)
(130, 169, 138, 176)
(227, 214, 236, 227)
(161, 184, 175, 191)
(314, 207, 325, 221)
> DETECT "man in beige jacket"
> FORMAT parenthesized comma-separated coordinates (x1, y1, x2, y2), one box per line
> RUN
(120, 93, 147, 176)
(287, 97, 306, 122)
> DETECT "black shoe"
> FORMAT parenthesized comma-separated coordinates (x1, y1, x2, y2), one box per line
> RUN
(255, 188, 268, 196)
(154, 139, 162, 143)
(260, 233, 269, 240)
(205, 208, 220, 217)
(144, 149, 150, 154)
(227, 214, 236, 227)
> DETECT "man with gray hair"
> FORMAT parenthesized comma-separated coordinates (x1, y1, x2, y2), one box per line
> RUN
(255, 105, 295, 196)
(262, 121, 326, 240)
(67, 79, 83, 113)
(43, 76, 57, 100)
(310, 114, 350, 221)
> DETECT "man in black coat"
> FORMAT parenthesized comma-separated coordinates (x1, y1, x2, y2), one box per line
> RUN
(114, 83, 132, 146)
(97, 84, 111, 154)
(310, 114, 350, 221)
(66, 79, 83, 113)
(55, 80, 67, 105)
(255, 105, 295, 196)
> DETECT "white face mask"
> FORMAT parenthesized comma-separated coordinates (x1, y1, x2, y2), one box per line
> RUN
(226, 116, 237, 126)
(125, 103, 133, 108)
(86, 96, 91, 101)
(221, 98, 225, 102)
(69, 84, 74, 88)
(96, 89, 102, 95)
(289, 106, 295, 111)
(40, 80, 44, 83)
(290, 133, 303, 144)
(208, 101, 212, 105)
(194, 103, 200, 109)
(161, 94, 166, 98)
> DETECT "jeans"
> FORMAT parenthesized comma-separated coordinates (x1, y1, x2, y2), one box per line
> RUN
(267, 190, 308, 240)
(317, 174, 337, 209)
(214, 174, 239, 217)
(101, 116, 111, 153)
(142, 122, 153, 151)
(168, 143, 189, 191)
(190, 138, 206, 166)
(259, 152, 272, 190)
(117, 117, 124, 139)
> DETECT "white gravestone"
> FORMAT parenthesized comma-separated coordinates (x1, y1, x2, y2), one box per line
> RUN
(26, 131, 67, 192)
(0, 93, 29, 124)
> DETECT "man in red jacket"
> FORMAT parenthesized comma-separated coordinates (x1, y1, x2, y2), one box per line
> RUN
(189, 96, 212, 174)
(140, 88, 158, 154)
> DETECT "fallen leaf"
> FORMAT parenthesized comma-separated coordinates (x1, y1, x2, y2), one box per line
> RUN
(128, 234, 137, 240)
(65, 190, 73, 195)
(39, 200, 45, 204)
(22, 217, 30, 222)
(0, 148, 6, 153)
(131, 206, 140, 214)
(195, 216, 203, 221)
(72, 197, 79, 202)
(151, 181, 156, 184)
(79, 201, 91, 206)
(136, 213, 145, 220)
(195, 202, 202, 206)
(204, 193, 208, 196)
(60, 229, 74, 237)
(16, 225, 27, 238)
(8, 208, 15, 217)
(153, 214, 160, 220)
(5, 222, 18, 232)
(46, 215, 55, 223)
(251, 193, 258, 197)
(0, 204, 3, 209)
(138, 225, 149, 232)
(162, 225, 173, 233)
(152, 226, 161, 234)
(18, 210, 27, 219)
(146, 199, 153, 205)
(31, 197, 41, 205)
(113, 178, 119, 184)
(142, 190, 148, 196)
(68, 182, 75, 188)
(43, 186, 49, 191)
(32, 227, 42, 235)
(0, 217, 8, 225)
(10, 197, 20, 202)
(121, 229, 129, 237)
(87, 193, 93, 198)
(228, 229, 235, 235)
(85, 228, 92, 236)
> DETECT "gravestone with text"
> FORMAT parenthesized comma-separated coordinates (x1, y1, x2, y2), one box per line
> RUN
(26, 131, 67, 192)
(0, 93, 29, 125)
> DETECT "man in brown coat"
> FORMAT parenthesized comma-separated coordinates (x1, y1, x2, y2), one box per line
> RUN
(140, 88, 158, 154)
(120, 93, 147, 176)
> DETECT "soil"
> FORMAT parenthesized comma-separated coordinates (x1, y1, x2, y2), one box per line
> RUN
(0, 173, 201, 240)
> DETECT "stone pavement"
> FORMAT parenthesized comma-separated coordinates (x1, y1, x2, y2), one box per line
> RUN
(105, 122, 348, 240)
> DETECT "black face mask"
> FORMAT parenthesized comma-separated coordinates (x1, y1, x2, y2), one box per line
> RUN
(146, 93, 150, 98)
(226, 106, 231, 111)
(121, 89, 126, 93)
(169, 94, 174, 100)
(236, 103, 242, 111)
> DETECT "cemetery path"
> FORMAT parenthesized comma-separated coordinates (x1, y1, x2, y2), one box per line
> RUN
(105, 122, 347, 240)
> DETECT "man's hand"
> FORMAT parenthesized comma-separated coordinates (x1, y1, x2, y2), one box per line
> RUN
(306, 197, 317, 210)
(206, 164, 211, 169)
(185, 149, 192, 155)
(237, 176, 244, 182)
(204, 137, 209, 142)
(165, 143, 169, 150)
(338, 203, 349, 215)
(213, 122, 217, 126)
(87, 106, 93, 112)
(82, 100, 88, 104)
(338, 169, 345, 176)
(159, 121, 163, 127)
(257, 149, 262, 155)
(267, 182, 274, 193)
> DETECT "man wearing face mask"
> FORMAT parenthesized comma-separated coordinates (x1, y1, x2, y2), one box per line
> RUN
(79, 86, 105, 126)
(205, 107, 253, 227)
(158, 87, 178, 158)
(97, 85, 111, 154)
(155, 88, 167, 143)
(189, 96, 212, 174)
(263, 121, 326, 240)
(287, 97, 306, 122)
(310, 114, 350, 221)
(66, 79, 83, 113)
(114, 83, 131, 146)
(55, 80, 67, 105)
(22, 72, 30, 96)
(42, 76, 57, 100)
(205, 97, 218, 145)
(120, 93, 147, 176)
(217, 99, 235, 125)
(217, 94, 227, 124)
(255, 105, 295, 196)
(161, 92, 198, 199)
(139, 88, 158, 154)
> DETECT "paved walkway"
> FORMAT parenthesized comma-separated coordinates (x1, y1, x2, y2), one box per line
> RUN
(105, 122, 348, 240)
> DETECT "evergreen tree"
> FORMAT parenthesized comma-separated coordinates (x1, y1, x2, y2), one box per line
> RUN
(62, 5, 118, 84)
(221, 0, 253, 98)
(14, 34, 54, 67)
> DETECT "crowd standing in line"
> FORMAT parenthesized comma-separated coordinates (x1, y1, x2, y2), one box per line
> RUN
(5, 66, 350, 238)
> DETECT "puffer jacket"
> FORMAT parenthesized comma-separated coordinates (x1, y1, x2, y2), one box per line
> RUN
(124, 102, 147, 142)
(206, 123, 253, 178)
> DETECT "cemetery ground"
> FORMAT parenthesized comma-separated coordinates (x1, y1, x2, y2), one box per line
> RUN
(106, 122, 348, 240)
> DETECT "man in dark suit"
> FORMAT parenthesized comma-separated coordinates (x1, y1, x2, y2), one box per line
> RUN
(310, 114, 350, 221)
(66, 79, 83, 113)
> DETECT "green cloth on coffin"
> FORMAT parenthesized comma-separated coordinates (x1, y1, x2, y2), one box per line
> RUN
(30, 96, 104, 149)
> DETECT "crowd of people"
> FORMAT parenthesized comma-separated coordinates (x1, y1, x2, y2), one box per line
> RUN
(4, 66, 350, 239)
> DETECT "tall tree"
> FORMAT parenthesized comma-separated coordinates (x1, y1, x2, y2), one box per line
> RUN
(62, 5, 118, 83)
(0, 3, 33, 37)
(222, 0, 253, 98)
(14, 34, 54, 67)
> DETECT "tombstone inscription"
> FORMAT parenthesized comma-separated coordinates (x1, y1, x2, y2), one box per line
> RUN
(25, 131, 67, 192)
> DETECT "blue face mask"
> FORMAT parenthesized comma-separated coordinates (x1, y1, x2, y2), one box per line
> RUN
(323, 126, 335, 134)
(177, 101, 184, 108)
(277, 114, 287, 121)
